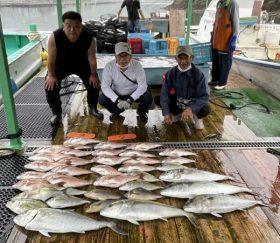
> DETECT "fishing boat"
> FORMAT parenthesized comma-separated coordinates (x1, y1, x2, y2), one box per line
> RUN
(1, 1, 280, 242)
(190, 0, 280, 99)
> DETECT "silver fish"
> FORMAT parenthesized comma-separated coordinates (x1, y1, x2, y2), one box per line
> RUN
(32, 145, 69, 154)
(12, 187, 62, 201)
(63, 149, 92, 157)
(156, 163, 189, 171)
(90, 164, 122, 176)
(159, 149, 196, 157)
(14, 208, 127, 237)
(126, 143, 162, 151)
(125, 188, 163, 201)
(119, 180, 163, 191)
(100, 199, 198, 227)
(134, 157, 160, 165)
(93, 156, 130, 166)
(161, 157, 195, 165)
(84, 188, 122, 200)
(118, 163, 156, 173)
(183, 194, 268, 217)
(85, 200, 117, 213)
(93, 174, 140, 188)
(24, 161, 68, 172)
(28, 153, 71, 162)
(94, 142, 127, 150)
(159, 168, 235, 182)
(119, 150, 156, 158)
(160, 182, 254, 199)
(63, 138, 99, 146)
(46, 194, 90, 208)
(6, 199, 48, 214)
(92, 149, 125, 157)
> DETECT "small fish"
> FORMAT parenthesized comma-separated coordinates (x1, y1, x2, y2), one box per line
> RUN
(51, 165, 92, 176)
(100, 199, 198, 227)
(16, 171, 47, 180)
(161, 157, 195, 165)
(14, 208, 127, 237)
(183, 194, 269, 217)
(159, 149, 196, 157)
(46, 194, 90, 208)
(94, 174, 140, 188)
(92, 149, 125, 157)
(85, 200, 117, 213)
(28, 153, 71, 162)
(127, 171, 160, 182)
(32, 145, 69, 154)
(126, 143, 162, 151)
(59, 157, 94, 166)
(135, 157, 160, 165)
(119, 150, 156, 158)
(46, 175, 91, 188)
(63, 149, 92, 157)
(118, 163, 156, 173)
(125, 188, 163, 201)
(6, 199, 48, 214)
(159, 168, 235, 182)
(90, 165, 122, 176)
(84, 189, 122, 200)
(156, 163, 189, 171)
(63, 137, 99, 146)
(24, 161, 69, 172)
(93, 156, 130, 166)
(160, 181, 254, 199)
(12, 179, 58, 191)
(119, 180, 163, 191)
(94, 142, 127, 150)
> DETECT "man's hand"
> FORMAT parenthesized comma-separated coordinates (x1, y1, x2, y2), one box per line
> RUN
(181, 107, 193, 122)
(44, 75, 58, 91)
(164, 115, 173, 125)
(117, 97, 134, 110)
(89, 74, 100, 88)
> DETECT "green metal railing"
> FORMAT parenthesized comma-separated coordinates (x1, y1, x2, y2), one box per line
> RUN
(186, 0, 193, 45)
(56, 0, 81, 27)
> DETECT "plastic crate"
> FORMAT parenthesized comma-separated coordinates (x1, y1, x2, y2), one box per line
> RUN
(191, 42, 212, 64)
(127, 33, 152, 40)
(128, 38, 143, 54)
(145, 49, 168, 55)
(142, 39, 150, 53)
(148, 39, 168, 51)
(178, 37, 186, 46)
(166, 37, 179, 55)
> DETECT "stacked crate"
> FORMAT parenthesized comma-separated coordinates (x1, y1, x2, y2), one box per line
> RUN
(145, 39, 168, 55)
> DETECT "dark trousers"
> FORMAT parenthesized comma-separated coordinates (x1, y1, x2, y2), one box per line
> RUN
(128, 19, 140, 33)
(154, 95, 211, 119)
(45, 73, 100, 115)
(211, 49, 233, 86)
(99, 91, 153, 114)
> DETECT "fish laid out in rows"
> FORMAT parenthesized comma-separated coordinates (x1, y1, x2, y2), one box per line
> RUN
(159, 168, 235, 182)
(123, 157, 160, 165)
(118, 163, 156, 173)
(93, 174, 140, 188)
(159, 149, 197, 157)
(119, 150, 156, 158)
(183, 194, 269, 217)
(63, 137, 100, 146)
(92, 156, 130, 166)
(161, 157, 196, 165)
(91, 164, 122, 176)
(84, 188, 122, 201)
(100, 199, 198, 227)
(160, 182, 254, 199)
(124, 188, 163, 201)
(14, 208, 127, 237)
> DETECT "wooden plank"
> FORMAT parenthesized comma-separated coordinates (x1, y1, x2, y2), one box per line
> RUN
(169, 10, 186, 37)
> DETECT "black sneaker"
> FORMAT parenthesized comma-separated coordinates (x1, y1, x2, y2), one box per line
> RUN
(50, 114, 62, 126)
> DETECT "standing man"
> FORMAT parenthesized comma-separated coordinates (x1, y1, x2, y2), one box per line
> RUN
(45, 11, 103, 125)
(154, 46, 211, 130)
(99, 42, 152, 123)
(117, 0, 145, 33)
(210, 0, 239, 90)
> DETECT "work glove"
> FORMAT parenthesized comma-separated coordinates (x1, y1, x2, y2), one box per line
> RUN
(229, 35, 237, 53)
(117, 97, 134, 110)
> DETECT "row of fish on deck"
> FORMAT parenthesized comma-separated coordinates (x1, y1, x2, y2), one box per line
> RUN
(7, 138, 268, 237)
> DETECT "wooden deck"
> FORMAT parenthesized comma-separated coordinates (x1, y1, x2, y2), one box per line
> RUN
(6, 72, 280, 243)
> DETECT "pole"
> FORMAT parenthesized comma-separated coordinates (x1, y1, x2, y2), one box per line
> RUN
(76, 0, 81, 14)
(0, 17, 23, 149)
(56, 0, 63, 28)
(186, 0, 193, 45)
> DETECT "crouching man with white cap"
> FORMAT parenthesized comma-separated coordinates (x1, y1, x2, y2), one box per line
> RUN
(99, 42, 153, 123)
(154, 45, 211, 130)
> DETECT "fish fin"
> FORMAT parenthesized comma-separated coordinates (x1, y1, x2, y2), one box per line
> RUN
(127, 219, 139, 225)
(39, 231, 50, 237)
(110, 224, 128, 235)
(211, 212, 222, 217)
(74, 231, 85, 234)
(185, 213, 200, 228)
(160, 217, 168, 222)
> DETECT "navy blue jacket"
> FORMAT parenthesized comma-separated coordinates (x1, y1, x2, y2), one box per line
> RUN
(160, 63, 210, 116)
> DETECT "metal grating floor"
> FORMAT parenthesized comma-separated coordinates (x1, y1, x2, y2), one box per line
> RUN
(0, 76, 79, 139)
(0, 189, 17, 243)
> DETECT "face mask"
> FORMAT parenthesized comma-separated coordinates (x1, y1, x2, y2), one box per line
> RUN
(116, 62, 130, 69)
(177, 65, 191, 72)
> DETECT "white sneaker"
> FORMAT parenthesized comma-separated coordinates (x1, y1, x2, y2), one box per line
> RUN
(214, 85, 225, 90)
(193, 115, 204, 130)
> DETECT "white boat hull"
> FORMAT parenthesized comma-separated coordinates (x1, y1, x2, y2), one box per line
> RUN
(232, 55, 280, 100)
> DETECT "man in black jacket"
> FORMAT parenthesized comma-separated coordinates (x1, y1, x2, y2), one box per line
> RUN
(45, 11, 103, 125)
(155, 45, 211, 130)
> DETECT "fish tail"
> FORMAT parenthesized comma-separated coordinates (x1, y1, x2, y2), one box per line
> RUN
(109, 222, 128, 235)
(184, 212, 200, 228)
